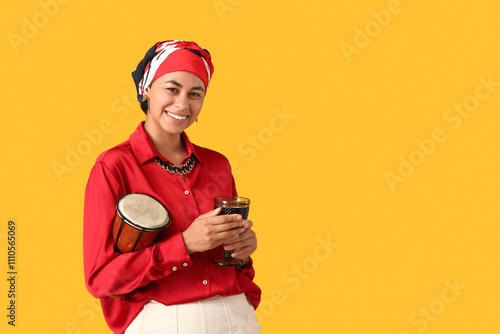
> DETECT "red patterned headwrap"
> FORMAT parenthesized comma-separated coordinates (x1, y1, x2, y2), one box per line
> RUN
(132, 40, 214, 107)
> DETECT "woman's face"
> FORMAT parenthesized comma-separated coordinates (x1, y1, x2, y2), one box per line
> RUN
(144, 71, 206, 136)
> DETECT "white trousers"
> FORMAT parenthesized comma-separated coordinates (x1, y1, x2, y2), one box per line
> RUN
(125, 293, 261, 334)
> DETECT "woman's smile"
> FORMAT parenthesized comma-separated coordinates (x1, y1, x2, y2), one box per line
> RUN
(165, 110, 189, 121)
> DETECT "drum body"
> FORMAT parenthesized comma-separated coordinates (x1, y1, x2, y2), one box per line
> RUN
(112, 193, 170, 253)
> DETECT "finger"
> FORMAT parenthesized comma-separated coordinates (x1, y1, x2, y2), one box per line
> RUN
(224, 237, 250, 249)
(227, 227, 256, 243)
(212, 213, 243, 225)
(213, 220, 245, 232)
(242, 220, 253, 229)
(196, 207, 222, 219)
(231, 245, 255, 260)
(217, 226, 246, 241)
(224, 241, 242, 250)
(232, 228, 255, 240)
(224, 232, 255, 249)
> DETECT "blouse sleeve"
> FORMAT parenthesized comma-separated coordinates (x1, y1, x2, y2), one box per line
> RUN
(83, 161, 193, 298)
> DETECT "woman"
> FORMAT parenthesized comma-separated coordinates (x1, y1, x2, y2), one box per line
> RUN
(83, 40, 261, 333)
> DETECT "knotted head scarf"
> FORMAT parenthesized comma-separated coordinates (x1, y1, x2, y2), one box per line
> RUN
(131, 40, 214, 113)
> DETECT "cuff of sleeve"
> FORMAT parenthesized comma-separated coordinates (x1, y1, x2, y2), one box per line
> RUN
(237, 257, 253, 272)
(156, 232, 193, 270)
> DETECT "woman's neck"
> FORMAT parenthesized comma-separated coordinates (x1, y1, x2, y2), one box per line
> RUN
(144, 123, 187, 165)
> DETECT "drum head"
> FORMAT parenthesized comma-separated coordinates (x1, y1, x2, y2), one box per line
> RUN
(117, 193, 170, 231)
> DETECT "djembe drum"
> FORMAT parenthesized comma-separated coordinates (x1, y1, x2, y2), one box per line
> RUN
(112, 193, 170, 253)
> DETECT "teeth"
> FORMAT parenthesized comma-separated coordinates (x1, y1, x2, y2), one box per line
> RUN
(167, 111, 187, 120)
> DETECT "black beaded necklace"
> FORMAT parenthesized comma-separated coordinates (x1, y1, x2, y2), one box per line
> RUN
(153, 155, 195, 176)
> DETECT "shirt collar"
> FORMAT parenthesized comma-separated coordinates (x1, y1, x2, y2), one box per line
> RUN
(130, 121, 203, 165)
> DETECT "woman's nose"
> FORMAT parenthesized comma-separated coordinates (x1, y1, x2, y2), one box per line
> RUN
(174, 94, 189, 110)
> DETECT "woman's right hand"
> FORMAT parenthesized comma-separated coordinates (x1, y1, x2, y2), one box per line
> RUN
(181, 207, 245, 255)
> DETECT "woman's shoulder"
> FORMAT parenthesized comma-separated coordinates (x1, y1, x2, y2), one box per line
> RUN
(192, 144, 230, 165)
(94, 139, 134, 167)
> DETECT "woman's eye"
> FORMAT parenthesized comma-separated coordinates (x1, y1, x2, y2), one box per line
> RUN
(166, 87, 177, 93)
(190, 92, 201, 98)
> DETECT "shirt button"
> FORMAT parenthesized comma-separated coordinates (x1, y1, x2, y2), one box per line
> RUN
(202, 280, 208, 285)
(183, 263, 188, 267)
(184, 190, 190, 195)
(172, 267, 177, 271)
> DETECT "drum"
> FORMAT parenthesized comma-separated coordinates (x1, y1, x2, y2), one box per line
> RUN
(112, 193, 171, 253)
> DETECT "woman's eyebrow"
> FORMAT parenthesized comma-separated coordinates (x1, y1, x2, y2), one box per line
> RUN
(191, 86, 205, 92)
(165, 80, 205, 92)
(165, 80, 182, 87)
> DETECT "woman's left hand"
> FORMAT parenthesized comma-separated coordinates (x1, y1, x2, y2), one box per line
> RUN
(223, 220, 257, 260)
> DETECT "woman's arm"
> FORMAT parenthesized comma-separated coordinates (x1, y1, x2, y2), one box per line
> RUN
(83, 161, 193, 298)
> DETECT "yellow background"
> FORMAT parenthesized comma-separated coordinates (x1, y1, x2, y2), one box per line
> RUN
(1, 0, 499, 333)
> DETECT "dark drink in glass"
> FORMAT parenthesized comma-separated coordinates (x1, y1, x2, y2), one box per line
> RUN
(212, 196, 250, 266)
(219, 206, 249, 219)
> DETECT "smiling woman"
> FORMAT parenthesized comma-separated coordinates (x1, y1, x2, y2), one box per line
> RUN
(83, 40, 261, 334)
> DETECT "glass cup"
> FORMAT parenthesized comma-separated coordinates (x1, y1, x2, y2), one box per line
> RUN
(211, 196, 250, 267)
